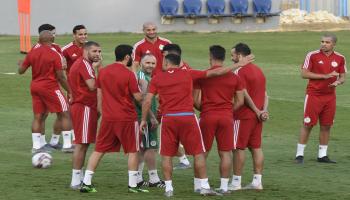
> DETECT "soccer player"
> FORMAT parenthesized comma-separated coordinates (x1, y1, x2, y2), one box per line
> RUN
(294, 33, 347, 164)
(62, 25, 88, 75)
(132, 22, 171, 75)
(140, 53, 251, 197)
(80, 45, 148, 193)
(18, 30, 72, 154)
(230, 43, 269, 191)
(135, 54, 164, 188)
(36, 24, 74, 152)
(69, 41, 102, 189)
(194, 45, 244, 194)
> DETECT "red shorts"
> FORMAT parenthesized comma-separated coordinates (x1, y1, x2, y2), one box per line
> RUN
(200, 114, 234, 151)
(95, 120, 140, 153)
(71, 104, 98, 144)
(303, 94, 336, 126)
(234, 118, 262, 149)
(159, 115, 206, 156)
(31, 86, 68, 114)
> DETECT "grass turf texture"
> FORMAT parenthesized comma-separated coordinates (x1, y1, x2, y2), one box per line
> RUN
(0, 31, 349, 200)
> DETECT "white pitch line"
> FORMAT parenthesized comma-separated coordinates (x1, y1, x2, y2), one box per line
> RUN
(1, 72, 16, 75)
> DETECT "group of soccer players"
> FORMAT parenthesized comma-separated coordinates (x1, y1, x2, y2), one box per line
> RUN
(18, 21, 346, 197)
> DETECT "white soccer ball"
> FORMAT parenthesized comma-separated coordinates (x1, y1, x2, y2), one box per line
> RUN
(32, 152, 53, 169)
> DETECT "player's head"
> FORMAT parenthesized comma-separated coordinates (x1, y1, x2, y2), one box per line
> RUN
(73, 25, 88, 45)
(83, 41, 101, 63)
(38, 30, 54, 44)
(209, 45, 226, 63)
(115, 44, 133, 67)
(162, 44, 182, 57)
(141, 54, 156, 74)
(321, 33, 337, 53)
(164, 54, 180, 70)
(231, 43, 251, 63)
(38, 24, 56, 39)
(143, 22, 157, 40)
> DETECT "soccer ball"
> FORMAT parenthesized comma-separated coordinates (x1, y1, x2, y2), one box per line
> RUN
(32, 152, 53, 169)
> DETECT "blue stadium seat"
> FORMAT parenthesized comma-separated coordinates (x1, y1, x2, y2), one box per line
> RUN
(229, 0, 251, 17)
(183, 0, 205, 18)
(253, 0, 279, 17)
(207, 0, 226, 17)
(159, 0, 180, 17)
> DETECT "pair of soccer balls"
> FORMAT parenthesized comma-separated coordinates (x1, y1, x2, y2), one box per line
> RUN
(32, 152, 53, 169)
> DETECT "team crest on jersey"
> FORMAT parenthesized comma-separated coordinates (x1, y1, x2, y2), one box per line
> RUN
(304, 117, 311, 123)
(331, 61, 338, 67)
(150, 141, 157, 147)
(159, 44, 164, 50)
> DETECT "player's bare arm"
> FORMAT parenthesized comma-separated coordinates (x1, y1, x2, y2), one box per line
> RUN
(193, 89, 201, 111)
(233, 90, 244, 111)
(242, 89, 263, 118)
(301, 68, 339, 80)
(85, 79, 96, 91)
(56, 69, 72, 98)
(17, 60, 26, 74)
(97, 88, 102, 118)
(260, 92, 269, 121)
(131, 61, 140, 73)
(329, 73, 346, 87)
(140, 93, 154, 132)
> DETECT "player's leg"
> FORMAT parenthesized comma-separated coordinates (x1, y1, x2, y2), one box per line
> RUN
(137, 150, 146, 186)
(144, 148, 164, 187)
(80, 151, 105, 193)
(57, 111, 74, 152)
(49, 116, 63, 149)
(71, 143, 89, 189)
(174, 145, 191, 170)
(162, 155, 174, 196)
(32, 113, 46, 153)
(40, 112, 49, 148)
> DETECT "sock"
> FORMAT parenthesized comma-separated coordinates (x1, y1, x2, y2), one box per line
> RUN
(50, 134, 60, 146)
(40, 135, 47, 147)
(32, 133, 41, 149)
(200, 178, 210, 189)
(296, 143, 306, 157)
(80, 167, 85, 181)
(164, 180, 173, 192)
(62, 131, 72, 148)
(148, 170, 160, 183)
(220, 178, 229, 191)
(71, 169, 82, 186)
(83, 170, 94, 185)
(128, 170, 138, 187)
(231, 175, 241, 187)
(179, 155, 190, 165)
(252, 174, 262, 186)
(137, 162, 144, 183)
(194, 177, 201, 191)
(318, 145, 328, 158)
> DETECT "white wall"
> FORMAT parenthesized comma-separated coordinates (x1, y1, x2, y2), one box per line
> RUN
(1, 0, 282, 35)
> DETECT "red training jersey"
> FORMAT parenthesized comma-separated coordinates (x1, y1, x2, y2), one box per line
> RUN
(234, 63, 266, 119)
(68, 57, 97, 108)
(62, 42, 83, 74)
(196, 65, 244, 117)
(148, 68, 206, 114)
(133, 37, 171, 76)
(302, 50, 347, 96)
(96, 63, 140, 121)
(22, 44, 63, 89)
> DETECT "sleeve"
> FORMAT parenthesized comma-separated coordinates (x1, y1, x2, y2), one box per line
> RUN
(338, 57, 347, 73)
(189, 69, 207, 81)
(129, 72, 141, 94)
(81, 62, 95, 80)
(132, 44, 142, 62)
(148, 77, 158, 95)
(302, 52, 313, 70)
(21, 53, 32, 69)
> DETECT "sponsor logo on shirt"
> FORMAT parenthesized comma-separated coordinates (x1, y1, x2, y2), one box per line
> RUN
(331, 61, 338, 67)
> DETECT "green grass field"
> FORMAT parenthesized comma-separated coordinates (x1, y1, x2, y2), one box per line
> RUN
(0, 31, 349, 200)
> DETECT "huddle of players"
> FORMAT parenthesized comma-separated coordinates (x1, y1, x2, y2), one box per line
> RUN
(19, 22, 269, 197)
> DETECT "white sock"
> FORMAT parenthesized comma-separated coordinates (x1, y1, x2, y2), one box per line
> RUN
(164, 180, 173, 192)
(71, 169, 82, 186)
(194, 177, 201, 191)
(83, 170, 94, 185)
(200, 178, 210, 189)
(50, 134, 60, 146)
(252, 174, 262, 186)
(179, 155, 190, 165)
(148, 170, 160, 183)
(296, 143, 306, 157)
(220, 178, 229, 191)
(80, 168, 85, 181)
(32, 133, 41, 149)
(62, 131, 72, 148)
(231, 175, 241, 187)
(137, 162, 144, 183)
(318, 145, 328, 158)
(128, 170, 138, 187)
(40, 135, 47, 147)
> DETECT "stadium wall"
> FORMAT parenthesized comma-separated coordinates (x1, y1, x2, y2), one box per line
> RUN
(1, 0, 283, 35)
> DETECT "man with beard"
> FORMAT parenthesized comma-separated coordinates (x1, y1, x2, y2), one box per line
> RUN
(132, 22, 171, 76)
(62, 25, 89, 75)
(80, 45, 148, 193)
(68, 41, 102, 189)
(294, 33, 346, 164)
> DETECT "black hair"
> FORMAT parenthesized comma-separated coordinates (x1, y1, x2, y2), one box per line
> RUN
(163, 44, 182, 56)
(83, 41, 100, 49)
(73, 25, 86, 34)
(38, 24, 55, 34)
(115, 44, 133, 61)
(233, 43, 251, 56)
(209, 45, 226, 61)
(164, 54, 181, 66)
